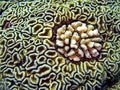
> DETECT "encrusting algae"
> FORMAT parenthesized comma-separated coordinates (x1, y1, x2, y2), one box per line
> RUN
(0, 0, 120, 90)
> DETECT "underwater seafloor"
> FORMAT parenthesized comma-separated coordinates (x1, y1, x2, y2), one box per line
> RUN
(0, 0, 120, 90)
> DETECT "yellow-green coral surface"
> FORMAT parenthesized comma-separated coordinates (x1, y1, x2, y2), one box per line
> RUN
(0, 0, 120, 90)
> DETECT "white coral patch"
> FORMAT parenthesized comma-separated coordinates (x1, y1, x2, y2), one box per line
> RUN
(67, 49, 75, 56)
(56, 21, 102, 61)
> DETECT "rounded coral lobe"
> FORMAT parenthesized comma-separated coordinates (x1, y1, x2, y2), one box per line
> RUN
(55, 21, 102, 61)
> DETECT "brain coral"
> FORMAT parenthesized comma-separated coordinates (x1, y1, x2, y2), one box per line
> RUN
(0, 0, 120, 90)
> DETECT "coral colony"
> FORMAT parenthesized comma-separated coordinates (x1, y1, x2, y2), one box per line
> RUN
(0, 0, 120, 90)
(56, 21, 102, 61)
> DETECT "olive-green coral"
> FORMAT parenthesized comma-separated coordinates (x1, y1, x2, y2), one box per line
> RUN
(0, 0, 120, 90)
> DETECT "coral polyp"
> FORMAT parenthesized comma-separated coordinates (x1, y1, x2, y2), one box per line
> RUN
(56, 21, 102, 61)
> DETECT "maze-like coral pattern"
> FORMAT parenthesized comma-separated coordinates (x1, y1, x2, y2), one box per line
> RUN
(0, 0, 120, 90)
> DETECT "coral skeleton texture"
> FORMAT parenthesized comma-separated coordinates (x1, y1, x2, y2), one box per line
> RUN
(0, 0, 120, 90)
